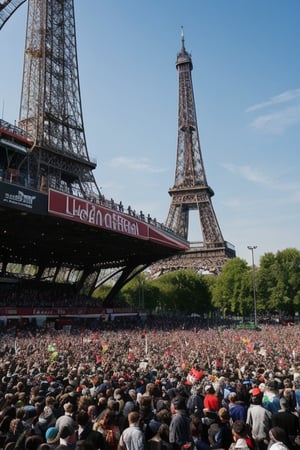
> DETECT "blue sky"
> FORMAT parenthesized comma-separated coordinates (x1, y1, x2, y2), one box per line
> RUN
(1, 1, 300, 265)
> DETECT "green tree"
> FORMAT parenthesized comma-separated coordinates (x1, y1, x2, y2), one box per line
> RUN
(211, 258, 251, 317)
(150, 269, 212, 314)
(92, 283, 111, 301)
(120, 273, 160, 311)
(258, 248, 300, 314)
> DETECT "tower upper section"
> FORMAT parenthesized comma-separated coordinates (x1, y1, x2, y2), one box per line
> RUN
(173, 28, 210, 190)
(18, 0, 90, 163)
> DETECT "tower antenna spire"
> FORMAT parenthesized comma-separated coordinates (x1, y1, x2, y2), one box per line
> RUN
(181, 25, 185, 50)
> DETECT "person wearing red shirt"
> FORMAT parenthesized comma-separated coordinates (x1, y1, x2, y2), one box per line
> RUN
(203, 385, 219, 412)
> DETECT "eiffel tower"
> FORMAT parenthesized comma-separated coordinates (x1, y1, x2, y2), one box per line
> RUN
(153, 30, 235, 276)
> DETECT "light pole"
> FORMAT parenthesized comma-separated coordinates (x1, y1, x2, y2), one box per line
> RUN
(247, 245, 257, 327)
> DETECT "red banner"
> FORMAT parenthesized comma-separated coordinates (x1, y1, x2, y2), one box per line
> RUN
(48, 189, 149, 239)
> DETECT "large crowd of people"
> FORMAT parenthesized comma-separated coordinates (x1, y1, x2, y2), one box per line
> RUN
(0, 318, 299, 450)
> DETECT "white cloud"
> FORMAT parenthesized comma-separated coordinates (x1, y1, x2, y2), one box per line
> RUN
(223, 163, 300, 196)
(223, 163, 272, 186)
(106, 156, 166, 173)
(249, 105, 300, 134)
(246, 89, 300, 113)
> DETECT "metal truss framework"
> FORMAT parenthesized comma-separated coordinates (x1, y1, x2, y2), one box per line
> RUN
(162, 30, 235, 273)
(18, 0, 100, 199)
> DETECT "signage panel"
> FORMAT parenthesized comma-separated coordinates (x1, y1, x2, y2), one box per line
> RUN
(48, 189, 149, 239)
(0, 181, 48, 213)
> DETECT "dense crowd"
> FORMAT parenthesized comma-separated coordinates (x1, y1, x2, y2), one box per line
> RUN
(0, 284, 93, 308)
(149, 255, 228, 276)
(0, 320, 300, 450)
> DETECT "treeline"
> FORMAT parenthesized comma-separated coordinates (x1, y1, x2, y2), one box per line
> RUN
(95, 247, 300, 318)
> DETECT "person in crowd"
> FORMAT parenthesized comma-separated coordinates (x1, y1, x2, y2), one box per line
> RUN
(146, 409, 171, 441)
(121, 390, 139, 432)
(58, 425, 77, 450)
(262, 381, 281, 415)
(271, 397, 299, 442)
(187, 386, 204, 419)
(208, 407, 233, 450)
(268, 427, 291, 450)
(203, 386, 219, 414)
(118, 411, 145, 450)
(230, 420, 251, 450)
(169, 396, 192, 450)
(45, 427, 61, 449)
(190, 415, 210, 450)
(36, 406, 57, 438)
(93, 407, 120, 450)
(25, 434, 44, 450)
(281, 381, 297, 413)
(147, 423, 172, 450)
(4, 417, 26, 448)
(56, 403, 76, 435)
(246, 388, 272, 450)
(228, 393, 247, 422)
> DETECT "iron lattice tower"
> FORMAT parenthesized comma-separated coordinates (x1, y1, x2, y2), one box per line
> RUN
(159, 31, 235, 274)
(18, 0, 100, 199)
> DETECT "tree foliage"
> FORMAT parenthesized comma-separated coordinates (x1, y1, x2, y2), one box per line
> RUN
(119, 269, 212, 315)
(211, 258, 251, 316)
(258, 248, 300, 314)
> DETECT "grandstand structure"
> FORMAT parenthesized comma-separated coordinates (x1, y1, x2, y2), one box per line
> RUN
(0, 0, 188, 309)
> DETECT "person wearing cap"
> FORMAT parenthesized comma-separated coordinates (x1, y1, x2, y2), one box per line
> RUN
(45, 426, 60, 449)
(246, 387, 271, 450)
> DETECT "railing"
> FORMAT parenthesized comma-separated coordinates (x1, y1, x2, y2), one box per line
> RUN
(0, 118, 32, 141)
(189, 240, 236, 252)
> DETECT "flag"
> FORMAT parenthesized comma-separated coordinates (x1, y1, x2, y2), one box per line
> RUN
(47, 344, 56, 352)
